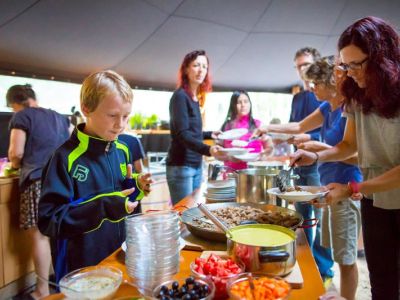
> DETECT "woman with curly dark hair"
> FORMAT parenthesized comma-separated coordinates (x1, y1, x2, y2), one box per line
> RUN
(166, 50, 226, 204)
(291, 16, 400, 300)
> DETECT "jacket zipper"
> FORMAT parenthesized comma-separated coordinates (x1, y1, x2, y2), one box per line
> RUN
(105, 142, 114, 188)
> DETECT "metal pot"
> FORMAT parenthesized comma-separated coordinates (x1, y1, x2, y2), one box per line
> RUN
(247, 161, 285, 173)
(227, 224, 296, 276)
(236, 168, 299, 205)
(197, 204, 296, 276)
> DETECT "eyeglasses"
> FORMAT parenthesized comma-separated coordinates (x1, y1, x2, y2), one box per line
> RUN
(294, 62, 311, 70)
(336, 57, 368, 71)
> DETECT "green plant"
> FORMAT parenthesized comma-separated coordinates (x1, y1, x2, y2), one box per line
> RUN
(129, 113, 144, 129)
(147, 114, 159, 128)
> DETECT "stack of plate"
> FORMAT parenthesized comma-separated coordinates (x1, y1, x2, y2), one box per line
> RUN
(125, 211, 180, 296)
(205, 179, 236, 203)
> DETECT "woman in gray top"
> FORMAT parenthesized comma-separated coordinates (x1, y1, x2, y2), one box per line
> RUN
(291, 17, 400, 300)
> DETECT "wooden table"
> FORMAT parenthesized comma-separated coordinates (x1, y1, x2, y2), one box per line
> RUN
(45, 189, 325, 299)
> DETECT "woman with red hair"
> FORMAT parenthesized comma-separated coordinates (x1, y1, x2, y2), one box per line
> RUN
(166, 50, 226, 204)
(291, 16, 400, 300)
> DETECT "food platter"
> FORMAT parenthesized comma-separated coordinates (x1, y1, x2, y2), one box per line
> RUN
(180, 203, 303, 243)
(218, 128, 248, 140)
(219, 147, 248, 155)
(233, 153, 260, 162)
(267, 186, 328, 202)
(268, 133, 293, 141)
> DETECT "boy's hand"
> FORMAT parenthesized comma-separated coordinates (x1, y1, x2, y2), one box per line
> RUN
(138, 173, 153, 196)
(122, 187, 138, 213)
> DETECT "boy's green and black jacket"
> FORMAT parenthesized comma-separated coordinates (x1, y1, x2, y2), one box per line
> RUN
(38, 124, 144, 282)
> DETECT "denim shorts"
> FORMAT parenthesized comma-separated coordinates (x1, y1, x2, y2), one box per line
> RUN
(321, 199, 361, 265)
(166, 165, 202, 205)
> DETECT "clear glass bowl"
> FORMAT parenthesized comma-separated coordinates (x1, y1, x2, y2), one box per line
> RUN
(190, 260, 245, 299)
(227, 272, 291, 300)
(59, 265, 123, 300)
(152, 277, 215, 300)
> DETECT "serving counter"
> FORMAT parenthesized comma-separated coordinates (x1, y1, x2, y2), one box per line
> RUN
(0, 177, 34, 296)
(45, 188, 325, 299)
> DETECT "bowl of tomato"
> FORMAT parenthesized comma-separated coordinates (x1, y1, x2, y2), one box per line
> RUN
(190, 253, 244, 299)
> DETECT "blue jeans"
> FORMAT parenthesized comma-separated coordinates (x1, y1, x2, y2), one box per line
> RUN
(166, 165, 202, 205)
(294, 164, 334, 278)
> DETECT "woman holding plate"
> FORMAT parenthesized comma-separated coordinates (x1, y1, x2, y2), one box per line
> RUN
(166, 50, 227, 205)
(255, 56, 362, 300)
(291, 17, 400, 300)
(220, 90, 273, 170)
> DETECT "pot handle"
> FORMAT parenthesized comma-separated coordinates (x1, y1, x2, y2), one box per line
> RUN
(258, 250, 290, 262)
(299, 218, 319, 229)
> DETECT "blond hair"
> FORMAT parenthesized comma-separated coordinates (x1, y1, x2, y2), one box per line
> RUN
(80, 70, 133, 112)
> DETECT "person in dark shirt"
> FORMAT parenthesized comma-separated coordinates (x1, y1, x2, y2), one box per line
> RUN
(166, 50, 227, 204)
(7, 84, 70, 299)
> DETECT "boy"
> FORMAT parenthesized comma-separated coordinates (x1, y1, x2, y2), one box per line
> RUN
(38, 70, 152, 282)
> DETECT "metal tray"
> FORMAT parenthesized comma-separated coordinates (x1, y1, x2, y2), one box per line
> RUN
(180, 203, 303, 243)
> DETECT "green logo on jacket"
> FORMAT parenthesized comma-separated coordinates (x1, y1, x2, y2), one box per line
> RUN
(120, 163, 127, 177)
(72, 164, 89, 182)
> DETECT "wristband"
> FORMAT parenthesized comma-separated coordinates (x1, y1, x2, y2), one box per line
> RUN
(348, 181, 360, 194)
(314, 152, 319, 163)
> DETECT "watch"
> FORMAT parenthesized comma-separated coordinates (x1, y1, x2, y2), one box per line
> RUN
(348, 181, 360, 194)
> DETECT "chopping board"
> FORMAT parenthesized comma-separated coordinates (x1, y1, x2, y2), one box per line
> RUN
(200, 251, 303, 289)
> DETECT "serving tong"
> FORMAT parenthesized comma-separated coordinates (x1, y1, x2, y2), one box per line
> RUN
(276, 158, 301, 192)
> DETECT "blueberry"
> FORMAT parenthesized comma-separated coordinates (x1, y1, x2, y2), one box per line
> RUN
(180, 286, 187, 294)
(160, 296, 169, 300)
(185, 276, 195, 285)
(169, 289, 175, 297)
(193, 281, 201, 290)
(172, 281, 180, 290)
(161, 285, 169, 292)
(182, 294, 192, 300)
(191, 294, 199, 300)
(202, 285, 209, 294)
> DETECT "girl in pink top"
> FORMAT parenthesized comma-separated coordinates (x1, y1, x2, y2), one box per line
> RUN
(221, 90, 272, 170)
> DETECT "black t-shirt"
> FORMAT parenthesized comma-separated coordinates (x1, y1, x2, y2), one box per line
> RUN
(167, 88, 211, 167)
(9, 107, 70, 189)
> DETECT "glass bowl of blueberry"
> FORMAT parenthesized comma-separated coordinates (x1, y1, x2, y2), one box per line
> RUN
(152, 276, 215, 300)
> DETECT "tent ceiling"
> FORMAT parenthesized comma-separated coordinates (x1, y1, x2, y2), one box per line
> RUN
(0, 0, 399, 92)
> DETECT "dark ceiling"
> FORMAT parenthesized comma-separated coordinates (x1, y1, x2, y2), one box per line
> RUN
(0, 0, 399, 92)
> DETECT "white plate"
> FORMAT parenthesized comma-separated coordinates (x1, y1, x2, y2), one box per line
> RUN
(207, 180, 235, 189)
(218, 128, 248, 140)
(231, 140, 249, 147)
(268, 133, 293, 141)
(219, 147, 248, 155)
(267, 186, 328, 202)
(204, 192, 236, 199)
(233, 153, 260, 162)
(121, 238, 185, 252)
